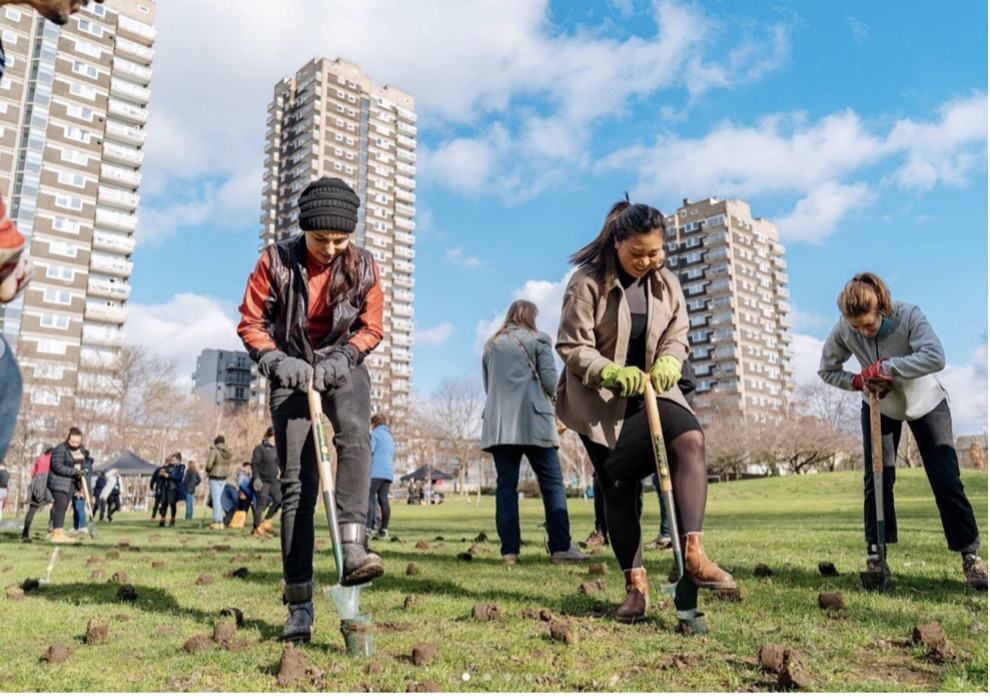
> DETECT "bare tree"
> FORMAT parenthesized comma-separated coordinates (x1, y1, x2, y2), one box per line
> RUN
(429, 377, 485, 501)
(968, 439, 987, 471)
(792, 380, 860, 434)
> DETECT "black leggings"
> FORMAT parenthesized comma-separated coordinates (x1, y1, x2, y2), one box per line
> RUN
(50, 489, 72, 529)
(581, 397, 707, 571)
(252, 480, 282, 529)
(368, 479, 392, 530)
(160, 488, 179, 519)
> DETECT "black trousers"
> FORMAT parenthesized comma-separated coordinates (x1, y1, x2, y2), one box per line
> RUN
(252, 479, 282, 529)
(861, 399, 980, 553)
(271, 365, 372, 586)
(50, 489, 71, 529)
(367, 479, 392, 530)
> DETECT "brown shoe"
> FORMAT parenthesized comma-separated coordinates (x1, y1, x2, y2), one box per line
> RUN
(963, 554, 988, 590)
(682, 532, 736, 590)
(260, 518, 275, 535)
(616, 568, 649, 623)
(252, 526, 267, 539)
(584, 531, 606, 548)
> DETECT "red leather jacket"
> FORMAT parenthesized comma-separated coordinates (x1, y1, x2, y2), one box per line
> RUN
(237, 235, 383, 364)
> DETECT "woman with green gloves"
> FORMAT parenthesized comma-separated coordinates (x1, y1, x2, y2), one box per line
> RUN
(555, 199, 736, 624)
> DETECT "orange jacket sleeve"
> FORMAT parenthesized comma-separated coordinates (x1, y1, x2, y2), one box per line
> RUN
(348, 259, 384, 355)
(237, 251, 278, 358)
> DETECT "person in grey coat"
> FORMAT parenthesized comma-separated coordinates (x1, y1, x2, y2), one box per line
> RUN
(481, 299, 589, 566)
(819, 271, 986, 589)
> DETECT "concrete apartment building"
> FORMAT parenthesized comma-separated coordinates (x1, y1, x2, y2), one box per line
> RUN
(259, 57, 415, 418)
(666, 197, 793, 421)
(0, 0, 154, 435)
(191, 348, 253, 408)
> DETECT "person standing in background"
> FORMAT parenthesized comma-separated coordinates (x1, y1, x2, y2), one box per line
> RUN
(205, 436, 233, 531)
(182, 461, 201, 521)
(367, 413, 395, 539)
(251, 427, 282, 539)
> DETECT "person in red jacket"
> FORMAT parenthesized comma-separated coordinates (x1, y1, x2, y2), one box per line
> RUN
(238, 177, 385, 643)
(20, 447, 53, 542)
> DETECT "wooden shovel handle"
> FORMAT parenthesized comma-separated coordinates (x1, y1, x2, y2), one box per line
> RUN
(869, 390, 883, 475)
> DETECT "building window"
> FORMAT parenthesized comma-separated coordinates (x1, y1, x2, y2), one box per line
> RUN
(54, 195, 84, 211)
(4, 7, 21, 20)
(43, 288, 73, 305)
(1, 30, 17, 44)
(69, 82, 98, 101)
(40, 313, 71, 329)
(48, 240, 79, 257)
(77, 19, 104, 37)
(63, 125, 92, 144)
(52, 217, 82, 234)
(46, 264, 76, 281)
(57, 170, 88, 188)
(71, 60, 100, 80)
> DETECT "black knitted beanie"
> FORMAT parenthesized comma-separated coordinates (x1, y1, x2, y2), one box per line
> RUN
(297, 177, 360, 233)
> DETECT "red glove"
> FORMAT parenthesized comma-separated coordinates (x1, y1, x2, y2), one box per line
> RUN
(852, 359, 892, 391)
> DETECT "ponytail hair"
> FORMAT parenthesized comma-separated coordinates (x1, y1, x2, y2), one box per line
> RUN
(837, 272, 893, 318)
(570, 200, 666, 296)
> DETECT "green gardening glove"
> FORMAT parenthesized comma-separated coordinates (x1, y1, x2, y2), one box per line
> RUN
(649, 355, 682, 393)
(600, 364, 646, 397)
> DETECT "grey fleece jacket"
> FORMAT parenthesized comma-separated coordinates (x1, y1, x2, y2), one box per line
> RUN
(818, 300, 947, 421)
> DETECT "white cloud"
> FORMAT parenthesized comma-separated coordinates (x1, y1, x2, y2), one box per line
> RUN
(413, 322, 455, 347)
(125, 294, 242, 389)
(775, 180, 876, 244)
(607, 94, 987, 243)
(846, 16, 870, 43)
(473, 270, 574, 358)
(444, 247, 483, 269)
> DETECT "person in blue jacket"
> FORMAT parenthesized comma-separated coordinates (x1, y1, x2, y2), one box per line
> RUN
(367, 413, 395, 538)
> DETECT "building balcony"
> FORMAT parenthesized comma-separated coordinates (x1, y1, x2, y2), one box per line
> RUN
(396, 134, 416, 149)
(394, 245, 414, 259)
(779, 315, 792, 328)
(109, 77, 151, 104)
(396, 121, 417, 136)
(392, 318, 413, 331)
(90, 253, 133, 277)
(393, 302, 413, 317)
(396, 162, 416, 177)
(101, 163, 141, 187)
(82, 325, 124, 346)
(114, 36, 154, 64)
(95, 207, 137, 233)
(107, 98, 149, 125)
(392, 333, 412, 347)
(396, 147, 416, 164)
(394, 231, 415, 246)
(92, 229, 135, 254)
(103, 119, 145, 147)
(87, 277, 131, 300)
(394, 216, 415, 231)
(393, 259, 414, 274)
(85, 302, 127, 324)
(117, 14, 157, 43)
(392, 380, 412, 393)
(392, 348, 413, 362)
(396, 175, 415, 189)
(393, 273, 414, 288)
(112, 57, 152, 86)
(774, 271, 789, 285)
(102, 141, 144, 167)
(777, 287, 790, 299)
(98, 185, 139, 211)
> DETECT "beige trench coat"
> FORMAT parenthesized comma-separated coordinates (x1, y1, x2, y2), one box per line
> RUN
(555, 265, 691, 448)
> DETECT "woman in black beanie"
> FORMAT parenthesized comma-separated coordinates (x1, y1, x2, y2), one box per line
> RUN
(238, 177, 385, 643)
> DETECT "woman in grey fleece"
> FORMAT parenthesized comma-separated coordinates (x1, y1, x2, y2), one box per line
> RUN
(819, 272, 986, 590)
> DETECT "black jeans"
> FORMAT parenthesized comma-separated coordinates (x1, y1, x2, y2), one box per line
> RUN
(50, 489, 71, 529)
(252, 479, 282, 529)
(271, 365, 372, 585)
(367, 478, 391, 530)
(861, 399, 980, 553)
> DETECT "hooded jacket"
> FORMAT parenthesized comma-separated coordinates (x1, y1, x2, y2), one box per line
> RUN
(251, 439, 279, 483)
(205, 443, 233, 481)
(819, 300, 948, 421)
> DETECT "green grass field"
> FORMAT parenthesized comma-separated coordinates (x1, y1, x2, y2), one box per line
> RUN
(0, 469, 986, 692)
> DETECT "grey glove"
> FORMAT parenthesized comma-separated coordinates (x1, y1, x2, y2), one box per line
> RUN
(314, 345, 358, 392)
(257, 350, 286, 378)
(259, 351, 313, 391)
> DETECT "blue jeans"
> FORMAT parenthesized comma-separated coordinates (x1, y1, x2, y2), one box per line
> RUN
(72, 495, 87, 530)
(184, 491, 195, 520)
(861, 399, 980, 553)
(490, 445, 572, 556)
(208, 479, 225, 523)
(0, 334, 23, 463)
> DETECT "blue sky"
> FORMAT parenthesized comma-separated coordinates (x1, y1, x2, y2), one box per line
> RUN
(122, 1, 988, 434)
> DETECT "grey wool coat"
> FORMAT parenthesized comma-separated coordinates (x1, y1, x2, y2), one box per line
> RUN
(556, 265, 691, 449)
(480, 326, 560, 451)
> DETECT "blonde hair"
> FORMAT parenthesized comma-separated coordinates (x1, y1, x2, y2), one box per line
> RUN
(487, 300, 538, 345)
(837, 272, 893, 318)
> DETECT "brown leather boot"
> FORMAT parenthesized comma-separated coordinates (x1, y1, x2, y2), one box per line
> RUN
(682, 532, 736, 590)
(616, 568, 649, 623)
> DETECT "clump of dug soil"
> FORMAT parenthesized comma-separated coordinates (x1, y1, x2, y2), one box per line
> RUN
(278, 643, 309, 687)
(213, 619, 237, 647)
(21, 578, 40, 592)
(151, 561, 165, 569)
(227, 567, 249, 579)
(588, 563, 606, 575)
(403, 595, 424, 610)
(456, 552, 472, 562)
(520, 608, 553, 622)
(116, 584, 138, 602)
(753, 563, 773, 577)
(414, 540, 429, 550)
(912, 623, 946, 650)
(40, 643, 69, 664)
(220, 607, 244, 626)
(90, 569, 104, 580)
(110, 571, 128, 583)
(579, 579, 606, 595)
(548, 620, 578, 645)
(195, 574, 215, 586)
(818, 562, 840, 576)
(406, 563, 418, 576)
(818, 592, 844, 611)
(411, 642, 437, 666)
(5, 586, 24, 601)
(474, 532, 488, 543)
(467, 544, 486, 555)
(759, 644, 809, 689)
(183, 634, 212, 655)
(85, 618, 110, 645)
(406, 681, 440, 692)
(473, 602, 501, 621)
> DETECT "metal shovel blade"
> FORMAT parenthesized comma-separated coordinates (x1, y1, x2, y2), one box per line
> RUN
(38, 547, 60, 586)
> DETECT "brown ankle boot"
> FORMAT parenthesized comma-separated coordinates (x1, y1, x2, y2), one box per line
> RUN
(616, 568, 649, 623)
(682, 532, 736, 590)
